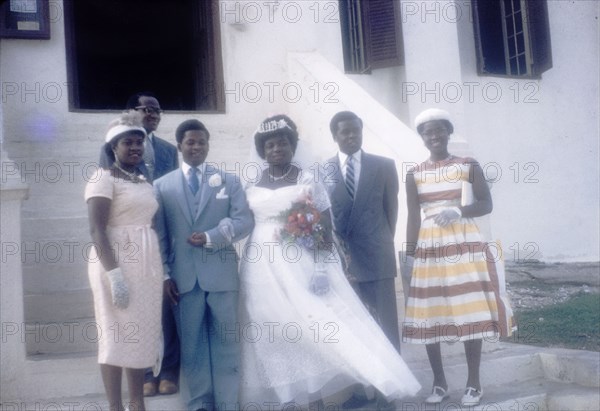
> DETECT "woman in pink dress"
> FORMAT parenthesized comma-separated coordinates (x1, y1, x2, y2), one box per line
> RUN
(85, 113, 163, 411)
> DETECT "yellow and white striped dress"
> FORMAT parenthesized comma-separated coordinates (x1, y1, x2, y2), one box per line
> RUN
(403, 156, 515, 344)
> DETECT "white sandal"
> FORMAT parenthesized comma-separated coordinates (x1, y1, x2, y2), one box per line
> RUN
(461, 386, 483, 406)
(425, 385, 449, 404)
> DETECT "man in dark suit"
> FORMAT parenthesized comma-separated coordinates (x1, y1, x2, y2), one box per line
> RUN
(324, 111, 400, 409)
(99, 92, 180, 396)
(99, 92, 178, 182)
(324, 110, 401, 349)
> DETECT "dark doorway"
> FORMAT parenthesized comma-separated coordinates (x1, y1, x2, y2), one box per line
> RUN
(64, 0, 223, 111)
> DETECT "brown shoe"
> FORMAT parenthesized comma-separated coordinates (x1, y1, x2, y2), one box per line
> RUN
(158, 379, 178, 395)
(143, 381, 158, 397)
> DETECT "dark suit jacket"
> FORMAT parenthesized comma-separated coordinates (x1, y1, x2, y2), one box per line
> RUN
(99, 134, 179, 182)
(324, 151, 399, 282)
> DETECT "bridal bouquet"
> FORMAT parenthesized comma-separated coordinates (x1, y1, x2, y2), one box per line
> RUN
(278, 199, 326, 251)
(278, 198, 330, 295)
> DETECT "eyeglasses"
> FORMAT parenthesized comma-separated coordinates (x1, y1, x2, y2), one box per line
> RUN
(135, 106, 163, 115)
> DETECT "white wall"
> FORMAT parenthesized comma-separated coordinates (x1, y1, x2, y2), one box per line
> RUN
(1, 0, 598, 264)
(395, 0, 600, 261)
(458, 0, 600, 261)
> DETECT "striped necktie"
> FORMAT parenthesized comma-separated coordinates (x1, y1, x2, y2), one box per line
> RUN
(345, 155, 355, 199)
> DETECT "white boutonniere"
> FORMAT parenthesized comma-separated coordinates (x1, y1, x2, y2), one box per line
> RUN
(208, 174, 222, 187)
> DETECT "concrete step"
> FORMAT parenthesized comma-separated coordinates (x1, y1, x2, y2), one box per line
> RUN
(19, 215, 95, 297)
(24, 289, 94, 324)
(1, 392, 187, 411)
(8, 342, 598, 408)
(546, 383, 600, 411)
(538, 348, 600, 387)
(23, 289, 95, 356)
(408, 379, 600, 411)
(7, 377, 599, 411)
(23, 261, 90, 294)
(24, 317, 98, 357)
(22, 216, 89, 241)
(401, 340, 546, 386)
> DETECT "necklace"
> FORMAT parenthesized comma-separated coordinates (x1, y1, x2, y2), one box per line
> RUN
(268, 165, 293, 181)
(113, 162, 145, 183)
(427, 154, 453, 165)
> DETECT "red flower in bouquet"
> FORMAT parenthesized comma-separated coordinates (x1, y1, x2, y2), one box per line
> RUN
(278, 199, 326, 250)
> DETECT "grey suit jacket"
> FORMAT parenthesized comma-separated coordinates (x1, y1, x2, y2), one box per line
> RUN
(324, 151, 399, 282)
(153, 164, 254, 294)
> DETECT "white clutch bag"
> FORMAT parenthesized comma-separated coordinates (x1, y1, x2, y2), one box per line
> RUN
(461, 181, 474, 206)
(462, 178, 494, 241)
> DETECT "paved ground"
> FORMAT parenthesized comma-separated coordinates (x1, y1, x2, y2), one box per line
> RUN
(3, 262, 597, 410)
(504, 261, 600, 309)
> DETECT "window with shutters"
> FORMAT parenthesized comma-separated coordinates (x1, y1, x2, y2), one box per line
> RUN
(339, 0, 404, 74)
(472, 0, 552, 78)
(63, 0, 224, 111)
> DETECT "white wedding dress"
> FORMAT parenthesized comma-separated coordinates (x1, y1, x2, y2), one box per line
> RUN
(239, 172, 421, 408)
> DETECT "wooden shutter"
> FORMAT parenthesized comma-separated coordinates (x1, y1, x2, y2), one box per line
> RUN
(525, 0, 553, 76)
(362, 0, 404, 69)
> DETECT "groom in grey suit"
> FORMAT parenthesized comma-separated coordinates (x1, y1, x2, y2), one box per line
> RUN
(154, 119, 254, 411)
(323, 111, 401, 353)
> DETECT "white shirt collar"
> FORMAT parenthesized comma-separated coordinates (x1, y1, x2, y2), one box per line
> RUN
(338, 149, 362, 166)
(182, 162, 206, 175)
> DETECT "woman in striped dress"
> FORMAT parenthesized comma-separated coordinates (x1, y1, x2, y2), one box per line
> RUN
(403, 109, 515, 407)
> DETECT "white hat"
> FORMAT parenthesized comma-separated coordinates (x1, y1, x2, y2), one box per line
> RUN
(414, 108, 451, 129)
(105, 124, 146, 143)
(105, 113, 147, 143)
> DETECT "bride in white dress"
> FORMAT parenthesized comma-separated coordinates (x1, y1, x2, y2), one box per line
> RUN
(239, 115, 421, 409)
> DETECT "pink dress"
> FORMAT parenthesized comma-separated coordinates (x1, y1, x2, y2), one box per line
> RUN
(84, 169, 163, 369)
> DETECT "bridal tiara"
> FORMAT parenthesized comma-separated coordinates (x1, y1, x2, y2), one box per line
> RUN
(257, 119, 293, 134)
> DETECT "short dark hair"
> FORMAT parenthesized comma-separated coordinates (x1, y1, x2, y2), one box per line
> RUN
(416, 119, 454, 136)
(329, 111, 363, 136)
(125, 91, 158, 109)
(253, 114, 299, 159)
(175, 119, 210, 144)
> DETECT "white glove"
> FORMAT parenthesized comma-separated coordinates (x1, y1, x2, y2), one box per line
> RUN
(106, 267, 129, 309)
(434, 207, 462, 227)
(218, 217, 235, 242)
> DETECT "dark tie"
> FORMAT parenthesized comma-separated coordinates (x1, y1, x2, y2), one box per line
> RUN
(345, 155, 355, 199)
(143, 136, 155, 180)
(189, 167, 200, 195)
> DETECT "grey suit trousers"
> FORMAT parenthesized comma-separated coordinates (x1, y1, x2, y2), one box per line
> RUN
(173, 283, 240, 411)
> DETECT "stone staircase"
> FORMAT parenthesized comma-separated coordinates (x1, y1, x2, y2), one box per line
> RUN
(4, 341, 598, 410)
(14, 139, 100, 359)
(401, 341, 600, 410)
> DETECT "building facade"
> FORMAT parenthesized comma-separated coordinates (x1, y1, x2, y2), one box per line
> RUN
(1, 0, 598, 395)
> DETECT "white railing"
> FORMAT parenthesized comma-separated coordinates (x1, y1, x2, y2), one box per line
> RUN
(286, 51, 429, 251)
